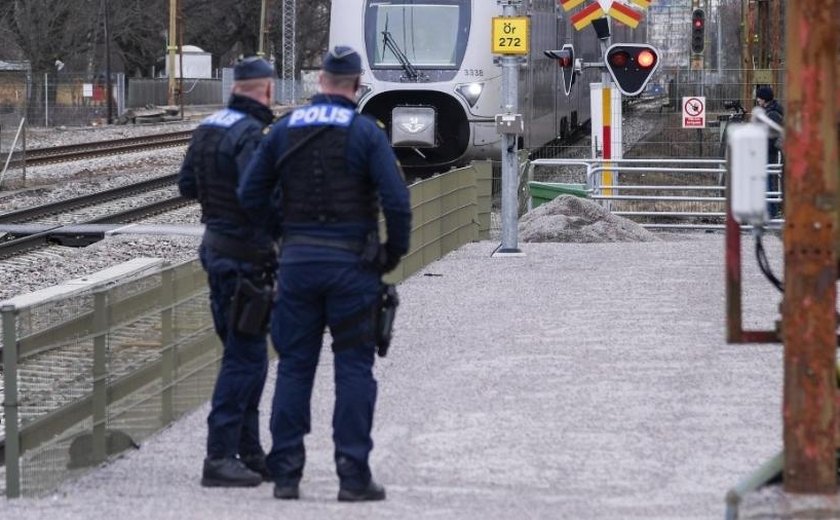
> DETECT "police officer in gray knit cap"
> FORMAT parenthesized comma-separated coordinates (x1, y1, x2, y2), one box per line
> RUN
(179, 56, 277, 488)
(239, 45, 411, 502)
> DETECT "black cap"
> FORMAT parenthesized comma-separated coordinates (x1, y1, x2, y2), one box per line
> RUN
(322, 46, 362, 75)
(234, 56, 274, 80)
(756, 86, 774, 102)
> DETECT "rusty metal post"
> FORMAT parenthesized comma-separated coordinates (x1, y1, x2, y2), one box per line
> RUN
(741, 0, 756, 108)
(781, 0, 840, 494)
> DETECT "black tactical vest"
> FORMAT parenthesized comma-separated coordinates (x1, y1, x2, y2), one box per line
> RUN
(280, 121, 378, 224)
(192, 124, 249, 226)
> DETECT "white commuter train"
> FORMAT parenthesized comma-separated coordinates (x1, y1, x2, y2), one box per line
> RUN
(329, 0, 642, 172)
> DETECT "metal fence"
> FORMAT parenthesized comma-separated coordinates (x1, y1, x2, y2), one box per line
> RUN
(220, 68, 317, 107)
(0, 161, 493, 498)
(127, 78, 222, 109)
(0, 72, 128, 133)
(0, 258, 219, 497)
(534, 67, 785, 162)
(529, 157, 784, 229)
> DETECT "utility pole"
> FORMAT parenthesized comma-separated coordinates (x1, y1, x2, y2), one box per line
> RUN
(781, 0, 839, 494)
(178, 0, 185, 119)
(102, 0, 113, 124)
(258, 0, 269, 58)
(493, 0, 526, 257)
(741, 0, 784, 107)
(281, 0, 296, 104)
(740, 0, 755, 109)
(167, 0, 178, 106)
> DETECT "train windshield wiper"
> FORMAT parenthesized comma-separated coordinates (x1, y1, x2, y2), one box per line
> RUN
(381, 30, 426, 82)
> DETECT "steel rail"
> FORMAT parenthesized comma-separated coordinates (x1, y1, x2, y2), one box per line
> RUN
(7, 130, 193, 168)
(0, 196, 191, 259)
(0, 174, 179, 224)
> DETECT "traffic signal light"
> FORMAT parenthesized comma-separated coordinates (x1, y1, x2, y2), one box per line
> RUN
(544, 44, 576, 96)
(603, 43, 660, 96)
(691, 9, 705, 54)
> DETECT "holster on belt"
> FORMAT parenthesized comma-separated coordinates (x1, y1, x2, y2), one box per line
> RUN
(376, 284, 399, 357)
(229, 275, 273, 337)
(204, 231, 276, 336)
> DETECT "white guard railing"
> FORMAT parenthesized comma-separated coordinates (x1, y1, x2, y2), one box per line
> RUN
(529, 158, 784, 230)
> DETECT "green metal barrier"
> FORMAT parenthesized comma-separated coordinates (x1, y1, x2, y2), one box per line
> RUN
(528, 181, 589, 209)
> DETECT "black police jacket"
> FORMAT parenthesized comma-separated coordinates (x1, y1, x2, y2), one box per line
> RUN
(179, 94, 274, 245)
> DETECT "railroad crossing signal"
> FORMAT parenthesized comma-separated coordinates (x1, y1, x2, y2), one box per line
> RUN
(544, 44, 576, 96)
(691, 9, 705, 54)
(604, 43, 660, 96)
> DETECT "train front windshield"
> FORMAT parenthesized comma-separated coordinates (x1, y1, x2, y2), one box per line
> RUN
(365, 1, 469, 69)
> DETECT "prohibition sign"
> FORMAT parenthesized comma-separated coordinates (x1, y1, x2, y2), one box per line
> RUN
(684, 97, 704, 117)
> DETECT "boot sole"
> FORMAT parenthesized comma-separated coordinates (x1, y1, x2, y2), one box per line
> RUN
(337, 492, 386, 502)
(201, 477, 262, 488)
(273, 488, 300, 500)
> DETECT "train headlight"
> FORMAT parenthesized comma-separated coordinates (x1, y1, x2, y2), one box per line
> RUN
(455, 82, 484, 108)
(356, 83, 372, 102)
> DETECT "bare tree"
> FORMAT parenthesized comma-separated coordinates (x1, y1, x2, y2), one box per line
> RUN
(0, 0, 95, 72)
(183, 0, 261, 67)
(109, 0, 167, 77)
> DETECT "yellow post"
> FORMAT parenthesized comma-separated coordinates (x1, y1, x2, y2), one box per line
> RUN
(167, 0, 178, 106)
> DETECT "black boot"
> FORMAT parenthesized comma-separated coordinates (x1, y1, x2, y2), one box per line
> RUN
(201, 457, 262, 488)
(337, 480, 386, 502)
(240, 453, 272, 482)
(273, 483, 300, 500)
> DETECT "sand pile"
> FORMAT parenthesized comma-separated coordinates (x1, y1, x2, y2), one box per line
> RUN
(519, 195, 659, 243)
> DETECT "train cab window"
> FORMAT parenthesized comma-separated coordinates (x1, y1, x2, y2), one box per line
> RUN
(365, 0, 470, 70)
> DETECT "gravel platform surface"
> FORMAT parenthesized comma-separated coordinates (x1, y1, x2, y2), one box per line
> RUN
(0, 233, 786, 519)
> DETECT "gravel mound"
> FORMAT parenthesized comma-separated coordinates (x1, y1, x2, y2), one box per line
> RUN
(519, 195, 659, 243)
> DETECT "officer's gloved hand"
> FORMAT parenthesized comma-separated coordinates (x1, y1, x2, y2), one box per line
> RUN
(378, 244, 402, 274)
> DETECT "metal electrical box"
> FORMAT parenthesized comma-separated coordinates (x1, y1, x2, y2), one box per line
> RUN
(495, 113, 524, 135)
(728, 123, 769, 226)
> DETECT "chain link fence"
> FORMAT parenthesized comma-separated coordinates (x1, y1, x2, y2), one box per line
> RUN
(534, 66, 784, 162)
(0, 71, 130, 153)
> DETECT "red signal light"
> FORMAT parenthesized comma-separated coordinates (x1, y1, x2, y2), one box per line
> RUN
(693, 19, 703, 29)
(557, 51, 572, 68)
(637, 50, 656, 69)
(608, 51, 630, 68)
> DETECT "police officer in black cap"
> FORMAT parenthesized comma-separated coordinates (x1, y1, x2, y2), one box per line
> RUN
(238, 46, 411, 501)
(178, 56, 277, 487)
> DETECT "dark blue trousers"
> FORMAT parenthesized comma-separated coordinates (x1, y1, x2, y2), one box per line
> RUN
(266, 261, 380, 491)
(201, 245, 269, 459)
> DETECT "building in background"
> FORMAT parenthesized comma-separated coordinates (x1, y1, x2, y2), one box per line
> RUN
(163, 45, 212, 79)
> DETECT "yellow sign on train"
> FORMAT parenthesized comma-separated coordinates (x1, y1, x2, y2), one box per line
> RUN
(491, 17, 529, 55)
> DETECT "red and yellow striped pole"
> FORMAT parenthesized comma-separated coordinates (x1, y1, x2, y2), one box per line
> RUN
(602, 86, 612, 196)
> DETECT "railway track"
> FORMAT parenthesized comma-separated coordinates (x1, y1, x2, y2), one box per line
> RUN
(0, 172, 192, 259)
(0, 197, 190, 259)
(0, 174, 179, 225)
(6, 130, 193, 169)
